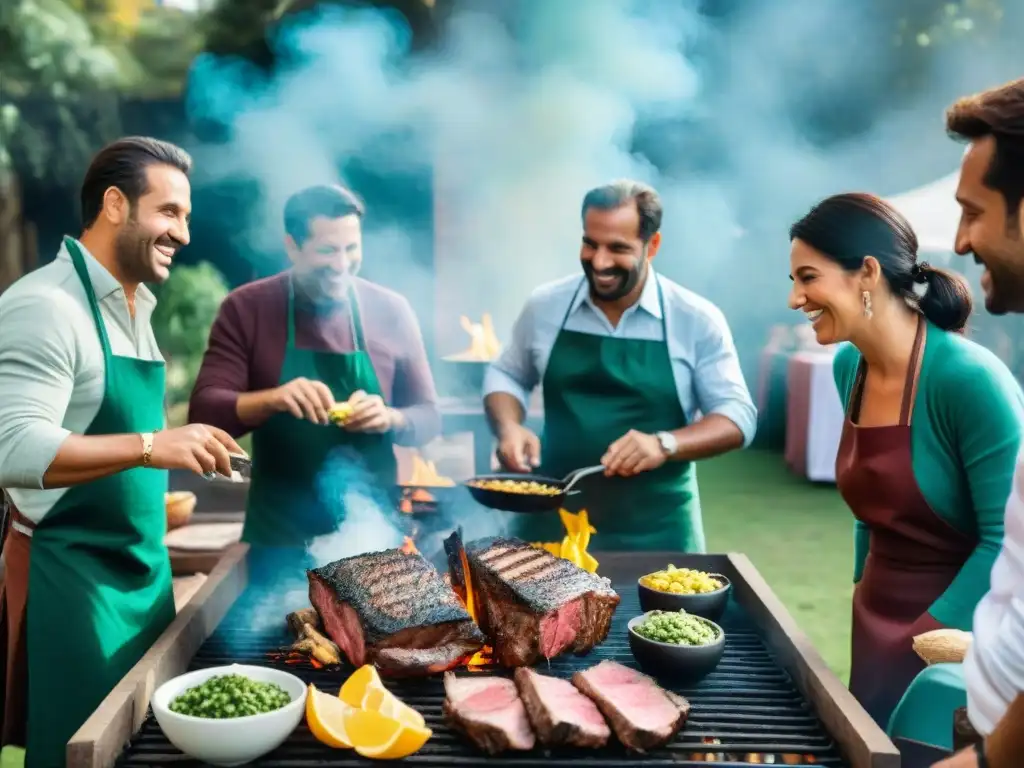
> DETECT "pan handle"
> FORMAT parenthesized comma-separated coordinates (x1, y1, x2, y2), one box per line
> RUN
(561, 465, 606, 493)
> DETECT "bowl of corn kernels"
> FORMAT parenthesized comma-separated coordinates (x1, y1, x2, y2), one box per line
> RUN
(637, 565, 731, 621)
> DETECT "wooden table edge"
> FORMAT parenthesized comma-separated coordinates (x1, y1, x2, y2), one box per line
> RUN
(67, 543, 251, 768)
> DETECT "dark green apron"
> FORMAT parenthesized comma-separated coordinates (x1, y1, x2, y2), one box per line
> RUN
(27, 237, 174, 767)
(244, 279, 398, 550)
(511, 276, 704, 552)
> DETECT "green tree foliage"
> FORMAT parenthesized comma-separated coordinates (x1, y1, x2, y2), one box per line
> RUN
(0, 0, 127, 184)
(150, 261, 229, 405)
(0, 0, 202, 185)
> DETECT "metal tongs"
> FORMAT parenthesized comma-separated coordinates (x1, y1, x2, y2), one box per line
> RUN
(202, 453, 251, 482)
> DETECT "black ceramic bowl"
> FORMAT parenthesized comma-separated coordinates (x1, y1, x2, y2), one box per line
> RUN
(637, 574, 732, 622)
(627, 612, 726, 684)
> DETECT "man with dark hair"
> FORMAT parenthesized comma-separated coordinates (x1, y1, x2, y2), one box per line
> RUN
(947, 78, 1024, 314)
(189, 183, 440, 550)
(483, 179, 756, 551)
(925, 76, 1024, 768)
(0, 136, 242, 767)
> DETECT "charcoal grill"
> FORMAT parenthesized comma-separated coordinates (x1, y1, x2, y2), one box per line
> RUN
(71, 547, 898, 768)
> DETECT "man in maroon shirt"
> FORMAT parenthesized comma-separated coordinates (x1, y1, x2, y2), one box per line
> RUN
(189, 184, 440, 548)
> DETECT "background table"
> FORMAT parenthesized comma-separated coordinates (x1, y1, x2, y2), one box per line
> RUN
(785, 350, 845, 483)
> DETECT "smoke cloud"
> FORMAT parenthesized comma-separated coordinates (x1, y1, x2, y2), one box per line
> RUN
(184, 0, 1022, 371)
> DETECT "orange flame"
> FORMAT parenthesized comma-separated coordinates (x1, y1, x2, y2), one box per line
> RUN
(403, 454, 455, 487)
(399, 487, 436, 514)
(457, 545, 493, 669)
(267, 650, 325, 670)
(401, 537, 419, 555)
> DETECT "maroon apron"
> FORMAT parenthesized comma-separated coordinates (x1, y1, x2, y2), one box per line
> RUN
(836, 317, 976, 730)
(0, 496, 32, 748)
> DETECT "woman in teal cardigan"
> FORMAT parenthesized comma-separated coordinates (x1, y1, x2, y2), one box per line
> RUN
(788, 193, 1024, 734)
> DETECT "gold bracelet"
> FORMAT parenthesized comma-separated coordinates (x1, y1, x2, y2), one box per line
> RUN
(140, 432, 154, 467)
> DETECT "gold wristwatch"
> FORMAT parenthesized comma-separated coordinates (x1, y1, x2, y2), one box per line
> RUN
(140, 432, 154, 467)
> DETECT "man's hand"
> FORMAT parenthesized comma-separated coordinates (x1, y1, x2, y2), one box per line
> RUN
(496, 422, 541, 473)
(932, 746, 979, 768)
(151, 424, 244, 478)
(341, 390, 395, 434)
(602, 430, 667, 477)
(271, 377, 334, 424)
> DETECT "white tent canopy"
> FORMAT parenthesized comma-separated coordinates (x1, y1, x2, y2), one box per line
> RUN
(885, 171, 961, 260)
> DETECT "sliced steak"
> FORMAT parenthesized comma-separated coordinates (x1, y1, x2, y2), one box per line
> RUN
(443, 673, 535, 754)
(307, 548, 485, 677)
(571, 660, 690, 752)
(514, 667, 610, 748)
(445, 533, 620, 667)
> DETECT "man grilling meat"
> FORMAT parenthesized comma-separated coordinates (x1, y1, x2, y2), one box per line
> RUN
(483, 180, 756, 552)
(189, 184, 440, 555)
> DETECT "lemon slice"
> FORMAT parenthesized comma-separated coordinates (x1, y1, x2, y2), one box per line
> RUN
(391, 698, 427, 729)
(306, 684, 355, 749)
(361, 686, 389, 712)
(340, 664, 384, 709)
(344, 708, 432, 760)
(360, 683, 427, 729)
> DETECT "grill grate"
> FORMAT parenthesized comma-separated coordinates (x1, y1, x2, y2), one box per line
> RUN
(117, 584, 849, 767)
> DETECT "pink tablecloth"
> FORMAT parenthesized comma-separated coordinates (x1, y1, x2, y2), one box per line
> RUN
(785, 351, 844, 482)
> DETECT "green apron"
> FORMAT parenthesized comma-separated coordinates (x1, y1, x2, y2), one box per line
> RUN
(244, 278, 398, 549)
(26, 237, 174, 767)
(511, 276, 704, 552)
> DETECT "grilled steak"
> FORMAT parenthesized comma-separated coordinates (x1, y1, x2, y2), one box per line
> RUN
(443, 673, 535, 754)
(307, 548, 485, 677)
(445, 533, 619, 667)
(514, 667, 610, 748)
(571, 660, 690, 752)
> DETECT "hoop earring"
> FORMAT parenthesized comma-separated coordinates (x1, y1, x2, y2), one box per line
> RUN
(862, 291, 873, 319)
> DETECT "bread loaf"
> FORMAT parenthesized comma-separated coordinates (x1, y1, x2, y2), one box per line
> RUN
(913, 629, 973, 665)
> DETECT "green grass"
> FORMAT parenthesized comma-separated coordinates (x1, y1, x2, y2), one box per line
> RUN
(698, 449, 854, 683)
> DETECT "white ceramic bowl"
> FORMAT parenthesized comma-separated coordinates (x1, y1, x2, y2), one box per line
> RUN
(151, 664, 307, 766)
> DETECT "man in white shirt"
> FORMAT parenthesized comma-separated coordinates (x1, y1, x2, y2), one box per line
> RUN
(934, 76, 1024, 768)
(483, 180, 756, 552)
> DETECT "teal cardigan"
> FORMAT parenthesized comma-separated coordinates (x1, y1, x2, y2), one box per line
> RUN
(833, 322, 1024, 629)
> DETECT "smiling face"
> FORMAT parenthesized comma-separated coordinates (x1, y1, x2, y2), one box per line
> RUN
(788, 238, 874, 344)
(112, 163, 191, 284)
(579, 203, 660, 303)
(954, 136, 1024, 314)
(287, 214, 363, 305)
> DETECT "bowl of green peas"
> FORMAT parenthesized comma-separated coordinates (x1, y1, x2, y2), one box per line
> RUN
(627, 610, 726, 683)
(151, 664, 307, 765)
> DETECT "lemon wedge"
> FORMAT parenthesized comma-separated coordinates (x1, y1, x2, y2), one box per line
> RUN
(361, 686, 389, 712)
(306, 684, 355, 749)
(344, 707, 432, 760)
(358, 679, 427, 729)
(339, 664, 384, 709)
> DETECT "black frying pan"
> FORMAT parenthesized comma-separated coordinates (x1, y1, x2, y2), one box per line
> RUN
(465, 465, 605, 513)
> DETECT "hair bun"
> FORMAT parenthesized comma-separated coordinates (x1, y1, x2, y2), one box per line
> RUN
(911, 261, 931, 284)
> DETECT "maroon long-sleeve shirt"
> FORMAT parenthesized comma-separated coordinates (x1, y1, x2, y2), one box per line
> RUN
(188, 271, 441, 446)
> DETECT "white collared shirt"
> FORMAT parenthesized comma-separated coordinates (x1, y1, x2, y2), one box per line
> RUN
(482, 269, 757, 445)
(0, 238, 164, 523)
(964, 446, 1024, 735)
